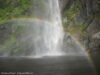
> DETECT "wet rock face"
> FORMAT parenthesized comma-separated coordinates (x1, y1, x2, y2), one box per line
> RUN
(79, 0, 100, 54)
(59, 0, 68, 11)
(61, 0, 100, 54)
(59, 0, 74, 12)
(92, 32, 100, 39)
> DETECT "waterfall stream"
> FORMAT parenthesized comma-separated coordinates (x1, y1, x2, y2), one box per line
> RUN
(0, 1, 97, 75)
(0, 0, 64, 57)
(0, 0, 89, 57)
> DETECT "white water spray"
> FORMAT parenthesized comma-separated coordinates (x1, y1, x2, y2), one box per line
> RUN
(0, 0, 87, 57)
(0, 0, 64, 57)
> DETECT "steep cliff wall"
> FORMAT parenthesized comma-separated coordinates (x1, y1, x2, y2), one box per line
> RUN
(61, 0, 100, 54)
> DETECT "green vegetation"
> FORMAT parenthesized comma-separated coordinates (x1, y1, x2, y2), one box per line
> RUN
(74, 23, 87, 30)
(0, 0, 48, 54)
(32, 0, 46, 9)
(63, 1, 87, 32)
(63, 1, 80, 25)
(0, 0, 32, 22)
(0, 0, 32, 54)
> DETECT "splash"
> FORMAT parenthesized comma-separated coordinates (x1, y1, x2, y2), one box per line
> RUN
(0, 0, 65, 57)
(0, 0, 92, 58)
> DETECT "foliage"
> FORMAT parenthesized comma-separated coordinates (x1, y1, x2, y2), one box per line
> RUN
(32, 0, 46, 9)
(63, 0, 80, 25)
(74, 23, 87, 30)
(0, 0, 31, 22)
(63, 1, 87, 32)
(0, 0, 47, 54)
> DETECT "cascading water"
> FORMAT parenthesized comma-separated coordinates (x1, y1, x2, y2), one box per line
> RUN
(0, 1, 97, 74)
(0, 0, 91, 57)
(0, 0, 64, 57)
(28, 0, 64, 57)
(38, 0, 64, 56)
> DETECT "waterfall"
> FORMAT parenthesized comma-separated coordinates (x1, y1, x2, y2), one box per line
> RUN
(30, 0, 64, 56)
(0, 0, 87, 57)
(0, 1, 97, 74)
(0, 0, 64, 57)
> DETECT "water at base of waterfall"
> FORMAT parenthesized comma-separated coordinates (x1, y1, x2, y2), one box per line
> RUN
(0, 56, 97, 75)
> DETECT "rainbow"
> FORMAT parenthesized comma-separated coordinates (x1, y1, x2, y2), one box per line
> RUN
(0, 17, 97, 72)
(0, 17, 53, 25)
(71, 36, 97, 73)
